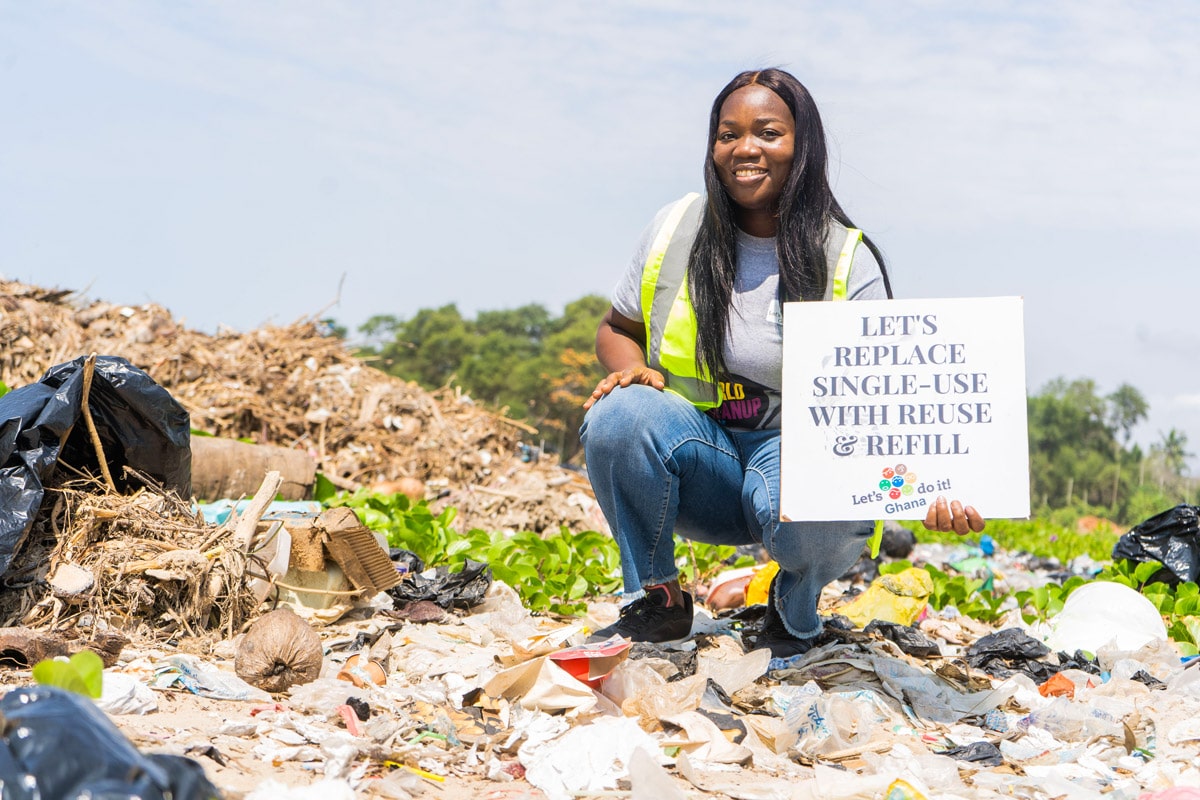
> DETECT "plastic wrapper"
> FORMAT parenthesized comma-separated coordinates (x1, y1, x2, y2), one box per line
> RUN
(836, 568, 933, 628)
(0, 355, 190, 577)
(151, 654, 272, 702)
(1112, 504, 1200, 585)
(0, 685, 220, 800)
(938, 740, 1003, 766)
(745, 561, 779, 607)
(388, 548, 425, 577)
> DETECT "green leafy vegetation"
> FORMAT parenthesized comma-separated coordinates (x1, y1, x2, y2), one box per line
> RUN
(907, 517, 1200, 654)
(324, 487, 623, 615)
(912, 517, 1120, 563)
(322, 487, 767, 616)
(912, 562, 1010, 624)
(675, 541, 756, 588)
(32, 650, 104, 698)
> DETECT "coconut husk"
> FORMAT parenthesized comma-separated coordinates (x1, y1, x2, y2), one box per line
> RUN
(235, 608, 323, 692)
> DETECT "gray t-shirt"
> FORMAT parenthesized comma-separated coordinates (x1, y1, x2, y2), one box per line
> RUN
(612, 200, 888, 429)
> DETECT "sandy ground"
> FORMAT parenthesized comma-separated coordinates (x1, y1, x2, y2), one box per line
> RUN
(0, 675, 550, 799)
(101, 688, 696, 800)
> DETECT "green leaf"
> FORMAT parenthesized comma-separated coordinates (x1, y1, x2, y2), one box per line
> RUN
(312, 473, 338, 502)
(1178, 597, 1200, 617)
(446, 538, 475, 557)
(1133, 560, 1165, 585)
(32, 650, 104, 698)
(566, 575, 589, 600)
(510, 563, 541, 584)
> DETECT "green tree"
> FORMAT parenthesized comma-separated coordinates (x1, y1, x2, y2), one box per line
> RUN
(373, 304, 475, 388)
(358, 314, 404, 349)
(1156, 428, 1192, 477)
(1107, 384, 1149, 444)
(1027, 378, 1119, 512)
(461, 305, 552, 411)
(538, 295, 609, 460)
(1105, 383, 1149, 507)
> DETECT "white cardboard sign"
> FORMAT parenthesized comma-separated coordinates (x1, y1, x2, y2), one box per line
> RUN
(781, 297, 1029, 521)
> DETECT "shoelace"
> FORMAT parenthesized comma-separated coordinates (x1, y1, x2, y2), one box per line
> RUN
(619, 596, 661, 619)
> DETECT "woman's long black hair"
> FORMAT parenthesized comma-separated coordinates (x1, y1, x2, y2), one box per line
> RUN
(688, 68, 893, 390)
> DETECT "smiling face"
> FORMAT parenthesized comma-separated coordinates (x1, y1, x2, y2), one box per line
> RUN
(712, 84, 795, 236)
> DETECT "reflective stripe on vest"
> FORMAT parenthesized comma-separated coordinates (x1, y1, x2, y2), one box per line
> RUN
(641, 193, 861, 410)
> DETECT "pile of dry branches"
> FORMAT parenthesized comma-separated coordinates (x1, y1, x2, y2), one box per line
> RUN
(0, 279, 603, 534)
(0, 279, 608, 636)
(2, 478, 258, 638)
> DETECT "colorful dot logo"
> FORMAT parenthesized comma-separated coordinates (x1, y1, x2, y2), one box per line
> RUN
(873, 464, 920, 503)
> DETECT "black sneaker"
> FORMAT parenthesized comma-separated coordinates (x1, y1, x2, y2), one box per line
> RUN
(752, 582, 814, 660)
(588, 585, 694, 644)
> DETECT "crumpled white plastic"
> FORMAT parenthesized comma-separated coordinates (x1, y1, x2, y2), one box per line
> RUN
(95, 670, 158, 714)
(520, 714, 664, 800)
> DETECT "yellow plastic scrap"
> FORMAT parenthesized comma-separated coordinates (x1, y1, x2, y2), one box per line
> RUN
(745, 561, 780, 606)
(836, 567, 934, 628)
(884, 778, 928, 800)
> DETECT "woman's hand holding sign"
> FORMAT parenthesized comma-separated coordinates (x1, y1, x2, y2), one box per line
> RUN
(923, 496, 985, 535)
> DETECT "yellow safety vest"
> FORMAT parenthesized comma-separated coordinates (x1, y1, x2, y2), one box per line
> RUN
(639, 193, 863, 410)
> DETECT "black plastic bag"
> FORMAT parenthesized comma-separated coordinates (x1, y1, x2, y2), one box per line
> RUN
(388, 548, 426, 577)
(864, 620, 941, 658)
(388, 559, 492, 610)
(0, 355, 190, 578)
(1112, 504, 1200, 585)
(965, 627, 1055, 681)
(0, 686, 221, 799)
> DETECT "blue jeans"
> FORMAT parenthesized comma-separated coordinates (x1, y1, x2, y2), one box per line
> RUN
(579, 384, 871, 640)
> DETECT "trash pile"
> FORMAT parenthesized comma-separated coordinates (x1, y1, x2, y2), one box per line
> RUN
(5, 278, 1200, 798)
(8, 531, 1200, 799)
(0, 279, 604, 535)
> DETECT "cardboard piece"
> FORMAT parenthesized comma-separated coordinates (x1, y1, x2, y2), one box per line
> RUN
(318, 506, 403, 594)
(547, 637, 632, 689)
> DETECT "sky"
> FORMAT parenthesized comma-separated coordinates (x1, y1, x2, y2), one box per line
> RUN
(2, 1, 1198, 471)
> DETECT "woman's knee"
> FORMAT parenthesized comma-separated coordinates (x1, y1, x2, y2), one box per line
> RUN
(581, 386, 694, 449)
(763, 520, 871, 574)
(581, 385, 654, 452)
(740, 468, 778, 544)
